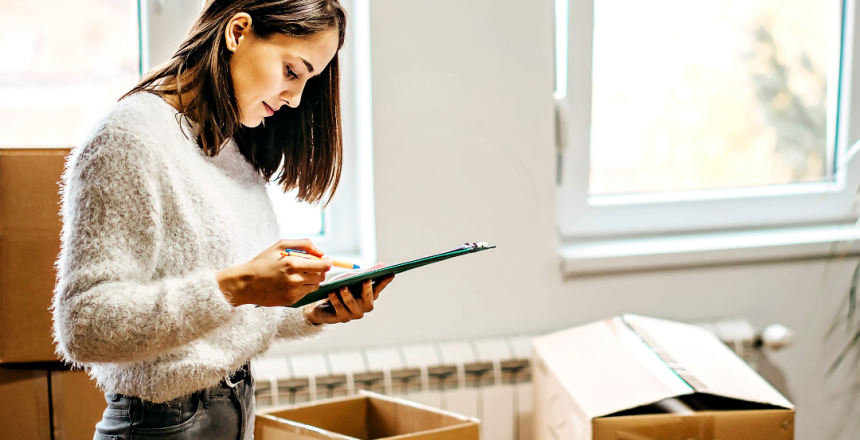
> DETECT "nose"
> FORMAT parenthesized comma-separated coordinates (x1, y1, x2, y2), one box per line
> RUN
(281, 84, 305, 109)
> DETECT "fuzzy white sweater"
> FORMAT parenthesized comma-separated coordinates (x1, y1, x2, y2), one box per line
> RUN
(52, 92, 325, 403)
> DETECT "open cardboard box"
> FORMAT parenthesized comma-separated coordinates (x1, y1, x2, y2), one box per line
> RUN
(255, 390, 480, 440)
(532, 314, 795, 440)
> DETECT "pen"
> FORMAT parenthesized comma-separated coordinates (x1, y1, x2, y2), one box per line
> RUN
(280, 249, 360, 270)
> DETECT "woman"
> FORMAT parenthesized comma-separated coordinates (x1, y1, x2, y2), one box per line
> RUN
(51, 1, 392, 438)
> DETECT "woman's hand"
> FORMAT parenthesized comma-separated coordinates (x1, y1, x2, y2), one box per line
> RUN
(302, 274, 395, 325)
(216, 239, 333, 307)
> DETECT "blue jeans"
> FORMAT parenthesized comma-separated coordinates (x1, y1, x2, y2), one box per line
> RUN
(93, 366, 255, 440)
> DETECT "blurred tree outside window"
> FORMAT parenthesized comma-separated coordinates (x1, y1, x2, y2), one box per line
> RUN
(590, 0, 827, 195)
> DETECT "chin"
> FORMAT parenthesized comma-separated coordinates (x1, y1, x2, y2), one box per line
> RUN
(240, 118, 264, 128)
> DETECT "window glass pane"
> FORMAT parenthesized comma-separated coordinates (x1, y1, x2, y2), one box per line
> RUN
(590, 0, 828, 195)
(267, 184, 324, 237)
(0, 0, 140, 147)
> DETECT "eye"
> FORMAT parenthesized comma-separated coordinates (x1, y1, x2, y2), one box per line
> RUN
(285, 65, 298, 80)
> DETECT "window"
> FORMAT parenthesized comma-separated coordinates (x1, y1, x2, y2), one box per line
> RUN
(556, 0, 860, 239)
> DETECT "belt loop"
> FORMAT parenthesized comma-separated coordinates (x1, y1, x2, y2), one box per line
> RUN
(202, 388, 211, 409)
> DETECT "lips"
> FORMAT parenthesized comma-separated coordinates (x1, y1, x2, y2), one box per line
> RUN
(263, 101, 275, 116)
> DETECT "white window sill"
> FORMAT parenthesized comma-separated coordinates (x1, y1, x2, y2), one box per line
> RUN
(560, 223, 860, 277)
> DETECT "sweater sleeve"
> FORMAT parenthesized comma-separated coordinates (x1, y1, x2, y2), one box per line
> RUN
(275, 307, 328, 340)
(52, 128, 234, 365)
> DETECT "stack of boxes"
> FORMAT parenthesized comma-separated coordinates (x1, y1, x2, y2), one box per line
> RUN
(0, 149, 106, 440)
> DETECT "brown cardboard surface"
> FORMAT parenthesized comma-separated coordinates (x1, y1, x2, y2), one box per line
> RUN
(50, 369, 107, 440)
(382, 425, 481, 440)
(257, 416, 354, 440)
(365, 395, 470, 438)
(593, 410, 793, 440)
(0, 149, 69, 363)
(0, 365, 51, 440)
(532, 315, 795, 440)
(594, 413, 717, 440)
(265, 396, 370, 439)
(256, 391, 480, 440)
(257, 418, 352, 440)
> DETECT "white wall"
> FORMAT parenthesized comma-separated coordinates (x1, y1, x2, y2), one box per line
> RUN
(273, 1, 860, 438)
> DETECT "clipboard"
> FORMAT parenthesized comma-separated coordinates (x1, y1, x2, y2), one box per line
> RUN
(290, 242, 496, 308)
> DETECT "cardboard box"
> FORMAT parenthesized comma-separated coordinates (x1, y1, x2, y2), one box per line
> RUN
(0, 148, 69, 363)
(50, 369, 107, 440)
(256, 391, 480, 440)
(0, 365, 51, 440)
(532, 314, 795, 440)
(0, 366, 105, 440)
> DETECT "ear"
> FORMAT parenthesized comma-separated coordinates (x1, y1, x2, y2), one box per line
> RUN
(224, 12, 253, 53)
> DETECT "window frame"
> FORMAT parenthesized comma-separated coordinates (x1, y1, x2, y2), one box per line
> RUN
(142, 0, 376, 260)
(556, 0, 860, 240)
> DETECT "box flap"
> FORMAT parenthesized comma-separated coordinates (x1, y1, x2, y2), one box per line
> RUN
(532, 317, 694, 419)
(622, 314, 794, 409)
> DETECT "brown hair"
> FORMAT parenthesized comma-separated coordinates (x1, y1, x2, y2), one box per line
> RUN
(124, 0, 347, 204)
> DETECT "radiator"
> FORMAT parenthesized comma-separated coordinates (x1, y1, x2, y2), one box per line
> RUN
(252, 320, 791, 440)
(252, 335, 535, 440)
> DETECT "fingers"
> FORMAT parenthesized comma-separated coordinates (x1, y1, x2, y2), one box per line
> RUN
(286, 272, 325, 287)
(340, 286, 364, 320)
(314, 278, 394, 325)
(284, 256, 333, 274)
(303, 271, 326, 285)
(313, 300, 336, 322)
(372, 275, 395, 300)
(328, 291, 350, 322)
(322, 287, 368, 324)
(360, 279, 374, 312)
(277, 238, 324, 257)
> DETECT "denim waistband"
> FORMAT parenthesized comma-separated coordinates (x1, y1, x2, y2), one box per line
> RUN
(96, 364, 256, 440)
(105, 363, 252, 408)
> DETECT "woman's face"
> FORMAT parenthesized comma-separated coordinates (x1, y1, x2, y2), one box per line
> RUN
(225, 14, 340, 127)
